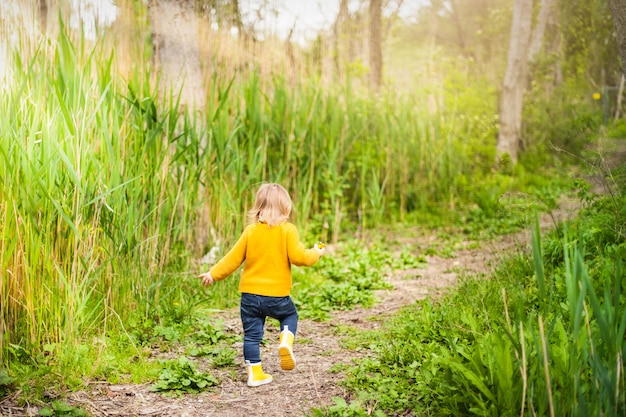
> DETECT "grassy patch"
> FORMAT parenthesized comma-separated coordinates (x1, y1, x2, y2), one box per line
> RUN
(310, 189, 625, 416)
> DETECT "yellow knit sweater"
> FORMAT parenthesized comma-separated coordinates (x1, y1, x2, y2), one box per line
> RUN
(209, 222, 320, 297)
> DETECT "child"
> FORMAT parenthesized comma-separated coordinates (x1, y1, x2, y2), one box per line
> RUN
(198, 183, 326, 387)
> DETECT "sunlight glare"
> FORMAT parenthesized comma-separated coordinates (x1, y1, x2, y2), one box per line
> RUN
(69, 0, 119, 40)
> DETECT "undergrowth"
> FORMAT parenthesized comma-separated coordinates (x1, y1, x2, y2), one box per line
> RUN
(310, 174, 625, 416)
(294, 240, 425, 321)
(0, 175, 569, 409)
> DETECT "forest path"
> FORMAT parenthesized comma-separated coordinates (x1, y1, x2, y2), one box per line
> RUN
(0, 195, 581, 417)
(6, 134, 626, 416)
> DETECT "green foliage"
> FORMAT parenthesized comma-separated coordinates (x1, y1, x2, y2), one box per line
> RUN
(309, 397, 387, 417)
(330, 187, 626, 416)
(0, 369, 15, 397)
(151, 356, 218, 394)
(523, 82, 601, 160)
(123, 267, 236, 340)
(558, 0, 619, 86)
(295, 241, 413, 320)
(604, 119, 626, 138)
(335, 276, 524, 416)
(393, 248, 427, 270)
(189, 318, 237, 345)
(187, 346, 237, 368)
(4, 336, 159, 396)
(38, 401, 87, 417)
(457, 175, 567, 240)
(541, 176, 626, 269)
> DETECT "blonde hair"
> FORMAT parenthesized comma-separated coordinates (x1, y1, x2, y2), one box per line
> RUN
(247, 183, 292, 226)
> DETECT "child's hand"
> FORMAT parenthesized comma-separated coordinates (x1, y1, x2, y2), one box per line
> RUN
(314, 242, 326, 258)
(198, 271, 214, 286)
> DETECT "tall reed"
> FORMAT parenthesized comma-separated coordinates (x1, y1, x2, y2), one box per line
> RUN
(519, 228, 626, 415)
(1, 17, 501, 365)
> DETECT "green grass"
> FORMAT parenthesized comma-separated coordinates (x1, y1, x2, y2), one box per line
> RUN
(311, 188, 625, 417)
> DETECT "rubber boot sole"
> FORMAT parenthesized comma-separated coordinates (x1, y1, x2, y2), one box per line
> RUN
(248, 376, 273, 387)
(278, 345, 296, 370)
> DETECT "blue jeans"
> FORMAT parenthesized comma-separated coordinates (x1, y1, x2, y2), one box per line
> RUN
(240, 293, 298, 363)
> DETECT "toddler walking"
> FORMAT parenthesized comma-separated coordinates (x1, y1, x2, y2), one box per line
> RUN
(198, 183, 326, 387)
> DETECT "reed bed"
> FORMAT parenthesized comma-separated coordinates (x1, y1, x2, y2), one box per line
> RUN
(0, 20, 497, 364)
(513, 223, 626, 415)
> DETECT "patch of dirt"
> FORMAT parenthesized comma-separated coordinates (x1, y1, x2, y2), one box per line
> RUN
(0, 197, 582, 417)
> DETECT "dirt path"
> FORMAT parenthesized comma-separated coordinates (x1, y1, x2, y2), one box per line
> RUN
(6, 139, 620, 417)
(5, 139, 620, 417)
(0, 197, 581, 417)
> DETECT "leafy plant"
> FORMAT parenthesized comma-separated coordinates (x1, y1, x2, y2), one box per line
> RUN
(295, 241, 396, 319)
(38, 401, 87, 417)
(209, 349, 237, 368)
(187, 345, 237, 368)
(391, 248, 427, 270)
(189, 318, 237, 345)
(152, 325, 182, 343)
(0, 369, 15, 397)
(309, 397, 387, 417)
(151, 356, 218, 394)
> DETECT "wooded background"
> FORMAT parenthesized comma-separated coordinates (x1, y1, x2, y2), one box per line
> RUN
(3, 0, 622, 166)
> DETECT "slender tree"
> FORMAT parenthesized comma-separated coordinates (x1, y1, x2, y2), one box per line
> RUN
(333, 0, 350, 83)
(369, 0, 383, 92)
(230, 0, 244, 35)
(497, 0, 555, 164)
(609, 0, 626, 79)
(149, 0, 204, 111)
(497, 0, 533, 164)
(527, 0, 555, 62)
(38, 0, 47, 32)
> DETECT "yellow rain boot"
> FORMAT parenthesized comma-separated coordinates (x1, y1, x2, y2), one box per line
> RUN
(245, 360, 272, 387)
(278, 325, 296, 370)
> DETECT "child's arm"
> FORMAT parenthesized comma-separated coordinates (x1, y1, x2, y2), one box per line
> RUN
(286, 225, 324, 266)
(199, 227, 250, 286)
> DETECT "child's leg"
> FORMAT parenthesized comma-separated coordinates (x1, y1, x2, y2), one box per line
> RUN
(240, 293, 266, 363)
(270, 296, 298, 335)
(240, 293, 272, 386)
(267, 296, 298, 370)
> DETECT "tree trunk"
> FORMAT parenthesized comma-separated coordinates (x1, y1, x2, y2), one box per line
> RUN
(38, 0, 47, 32)
(609, 0, 626, 79)
(546, 7, 562, 88)
(333, 0, 349, 84)
(615, 73, 625, 120)
(496, 0, 533, 165)
(527, 0, 554, 62)
(369, 0, 382, 92)
(149, 0, 205, 112)
(449, 0, 468, 57)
